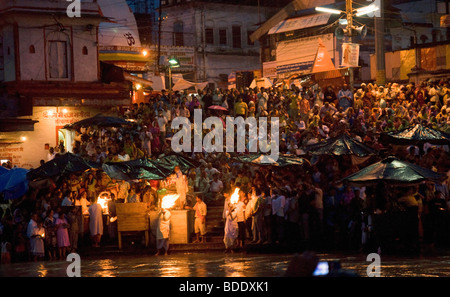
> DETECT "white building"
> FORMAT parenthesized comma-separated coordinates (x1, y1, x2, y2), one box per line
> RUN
(156, 1, 277, 88)
(390, 0, 448, 51)
(0, 0, 132, 168)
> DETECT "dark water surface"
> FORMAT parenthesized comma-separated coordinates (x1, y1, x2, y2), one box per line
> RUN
(1, 251, 450, 277)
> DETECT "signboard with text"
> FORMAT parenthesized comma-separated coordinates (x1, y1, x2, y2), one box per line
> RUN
(276, 33, 335, 78)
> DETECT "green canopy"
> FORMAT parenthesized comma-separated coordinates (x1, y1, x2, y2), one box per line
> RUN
(341, 156, 446, 186)
(64, 113, 133, 130)
(102, 158, 173, 181)
(102, 153, 200, 181)
(27, 153, 102, 181)
(233, 153, 309, 167)
(156, 153, 201, 174)
(380, 124, 450, 145)
(302, 133, 378, 157)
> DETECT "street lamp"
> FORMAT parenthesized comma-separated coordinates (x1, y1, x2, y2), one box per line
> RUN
(315, 3, 379, 18)
(168, 57, 180, 67)
(315, 7, 342, 14)
(167, 56, 180, 91)
(315, 2, 379, 93)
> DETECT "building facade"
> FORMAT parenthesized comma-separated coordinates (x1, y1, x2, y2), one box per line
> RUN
(153, 1, 278, 88)
(0, 0, 131, 168)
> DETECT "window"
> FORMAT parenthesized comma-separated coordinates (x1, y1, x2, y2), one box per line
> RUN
(219, 29, 227, 46)
(205, 28, 214, 45)
(48, 41, 68, 79)
(82, 46, 88, 55)
(173, 21, 184, 46)
(29, 45, 35, 54)
(232, 25, 241, 48)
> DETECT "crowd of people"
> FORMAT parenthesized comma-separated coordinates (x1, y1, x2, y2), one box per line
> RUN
(1, 76, 450, 263)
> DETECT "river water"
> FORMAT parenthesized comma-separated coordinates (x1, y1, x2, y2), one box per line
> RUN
(1, 251, 450, 277)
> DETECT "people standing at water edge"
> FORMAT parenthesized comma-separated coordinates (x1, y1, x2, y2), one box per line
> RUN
(186, 194, 207, 243)
(55, 212, 70, 259)
(224, 202, 238, 253)
(156, 208, 171, 256)
(88, 197, 103, 248)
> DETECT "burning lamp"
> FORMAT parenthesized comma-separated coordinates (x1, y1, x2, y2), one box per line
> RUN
(97, 191, 111, 215)
(161, 194, 180, 210)
(230, 188, 240, 204)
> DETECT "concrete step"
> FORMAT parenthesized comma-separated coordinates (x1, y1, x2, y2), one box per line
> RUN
(193, 234, 223, 243)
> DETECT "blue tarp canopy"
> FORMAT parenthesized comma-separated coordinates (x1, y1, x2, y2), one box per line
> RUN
(0, 167, 29, 200)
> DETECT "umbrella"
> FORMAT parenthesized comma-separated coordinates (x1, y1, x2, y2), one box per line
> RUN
(0, 168, 29, 200)
(102, 158, 174, 181)
(341, 156, 446, 186)
(233, 153, 309, 167)
(380, 124, 450, 145)
(27, 153, 102, 181)
(155, 153, 201, 174)
(208, 105, 228, 111)
(64, 113, 133, 130)
(302, 134, 378, 157)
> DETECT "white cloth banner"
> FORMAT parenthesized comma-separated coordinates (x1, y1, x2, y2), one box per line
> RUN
(342, 43, 360, 67)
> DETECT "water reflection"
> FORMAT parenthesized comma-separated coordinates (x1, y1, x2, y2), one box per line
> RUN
(221, 257, 246, 277)
(1, 252, 450, 277)
(37, 264, 48, 277)
(157, 260, 185, 277)
(90, 259, 118, 277)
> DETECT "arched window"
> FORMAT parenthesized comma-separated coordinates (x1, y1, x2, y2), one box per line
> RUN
(29, 45, 35, 54)
(46, 30, 71, 79)
(420, 34, 428, 44)
(82, 46, 88, 55)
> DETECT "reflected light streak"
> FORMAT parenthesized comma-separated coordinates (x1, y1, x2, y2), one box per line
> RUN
(37, 264, 48, 277)
(94, 259, 118, 277)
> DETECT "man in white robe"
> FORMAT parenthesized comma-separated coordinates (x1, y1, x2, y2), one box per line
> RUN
(174, 166, 188, 209)
(156, 209, 171, 255)
(88, 198, 103, 247)
(223, 203, 238, 253)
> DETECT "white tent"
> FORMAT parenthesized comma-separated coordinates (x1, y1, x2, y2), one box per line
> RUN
(172, 79, 208, 91)
(249, 77, 273, 89)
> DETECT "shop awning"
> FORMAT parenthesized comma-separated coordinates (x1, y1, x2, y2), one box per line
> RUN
(172, 79, 208, 91)
(250, 0, 334, 42)
(268, 13, 330, 35)
(123, 73, 153, 87)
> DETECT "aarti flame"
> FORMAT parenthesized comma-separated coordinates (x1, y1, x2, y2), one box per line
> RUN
(161, 194, 180, 209)
(230, 187, 240, 204)
(97, 192, 111, 214)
